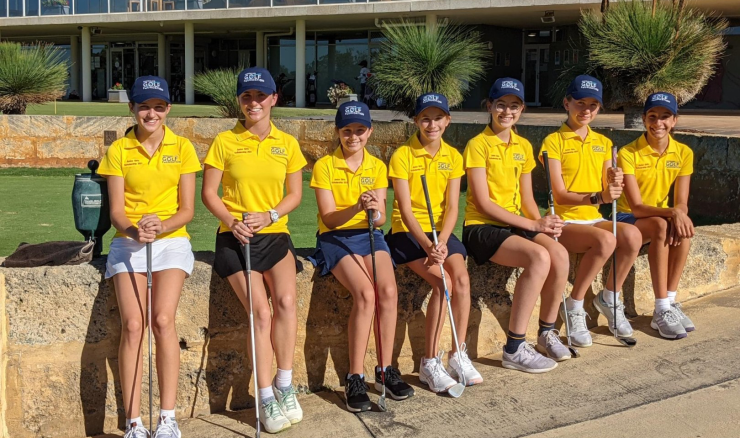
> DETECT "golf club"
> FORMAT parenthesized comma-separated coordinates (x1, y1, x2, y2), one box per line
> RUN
(242, 213, 262, 437)
(611, 148, 638, 348)
(146, 242, 153, 435)
(367, 210, 387, 411)
(541, 152, 580, 358)
(420, 175, 465, 397)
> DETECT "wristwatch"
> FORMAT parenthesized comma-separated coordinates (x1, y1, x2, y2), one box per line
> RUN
(268, 209, 279, 224)
(590, 194, 600, 205)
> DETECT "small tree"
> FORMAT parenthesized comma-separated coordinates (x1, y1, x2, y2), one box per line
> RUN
(193, 66, 243, 118)
(575, 0, 726, 128)
(370, 21, 488, 118)
(0, 42, 68, 115)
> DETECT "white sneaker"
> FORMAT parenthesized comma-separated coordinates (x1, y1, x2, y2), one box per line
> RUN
(259, 399, 291, 434)
(124, 422, 150, 438)
(536, 329, 572, 362)
(502, 343, 558, 374)
(153, 417, 181, 438)
(447, 343, 483, 386)
(651, 308, 688, 340)
(272, 381, 303, 425)
(419, 352, 459, 393)
(559, 307, 593, 347)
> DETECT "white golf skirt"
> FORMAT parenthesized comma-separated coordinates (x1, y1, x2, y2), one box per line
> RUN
(564, 218, 608, 226)
(105, 237, 194, 279)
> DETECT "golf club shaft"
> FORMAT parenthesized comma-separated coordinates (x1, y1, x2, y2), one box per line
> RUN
(612, 146, 619, 338)
(368, 211, 386, 394)
(242, 213, 260, 436)
(146, 242, 153, 434)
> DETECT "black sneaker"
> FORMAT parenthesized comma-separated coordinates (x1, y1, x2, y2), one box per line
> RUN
(344, 374, 371, 413)
(374, 366, 415, 400)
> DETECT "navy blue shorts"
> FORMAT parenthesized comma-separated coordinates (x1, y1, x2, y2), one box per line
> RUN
(385, 231, 467, 265)
(462, 224, 539, 266)
(615, 212, 638, 225)
(308, 229, 390, 276)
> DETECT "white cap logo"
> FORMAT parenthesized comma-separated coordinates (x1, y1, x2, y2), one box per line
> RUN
(501, 80, 520, 91)
(142, 80, 164, 91)
(581, 80, 600, 92)
(345, 106, 365, 116)
(422, 94, 442, 104)
(243, 72, 264, 83)
(652, 94, 671, 102)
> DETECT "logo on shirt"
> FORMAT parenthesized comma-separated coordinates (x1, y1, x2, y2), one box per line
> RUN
(161, 155, 181, 164)
(422, 94, 442, 104)
(636, 163, 651, 170)
(243, 72, 264, 83)
(581, 80, 600, 92)
(563, 148, 578, 155)
(142, 79, 164, 91)
(271, 147, 287, 156)
(235, 147, 252, 154)
(592, 145, 606, 153)
(124, 159, 143, 167)
(332, 178, 347, 184)
(652, 94, 671, 103)
(512, 153, 525, 162)
(360, 177, 375, 185)
(501, 80, 521, 91)
(489, 153, 502, 161)
(438, 162, 452, 171)
(666, 160, 680, 169)
(344, 106, 365, 116)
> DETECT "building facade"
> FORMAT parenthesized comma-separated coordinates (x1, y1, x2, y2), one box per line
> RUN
(0, 0, 738, 109)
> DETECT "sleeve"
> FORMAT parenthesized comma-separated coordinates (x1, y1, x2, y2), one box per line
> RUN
(179, 139, 202, 174)
(286, 136, 308, 174)
(388, 147, 409, 180)
(97, 142, 123, 177)
(538, 134, 561, 164)
(374, 161, 389, 189)
(522, 140, 536, 174)
(678, 145, 694, 177)
(463, 137, 487, 169)
(309, 158, 331, 191)
(618, 146, 635, 175)
(203, 135, 225, 171)
(450, 148, 465, 179)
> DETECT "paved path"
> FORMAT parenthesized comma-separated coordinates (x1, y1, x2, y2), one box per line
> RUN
(94, 287, 740, 438)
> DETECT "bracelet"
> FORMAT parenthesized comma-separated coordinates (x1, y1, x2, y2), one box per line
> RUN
(374, 210, 381, 221)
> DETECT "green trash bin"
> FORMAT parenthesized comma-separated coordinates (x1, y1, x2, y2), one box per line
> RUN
(72, 160, 111, 257)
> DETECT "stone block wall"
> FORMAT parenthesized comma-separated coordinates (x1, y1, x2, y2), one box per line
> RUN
(2, 224, 740, 437)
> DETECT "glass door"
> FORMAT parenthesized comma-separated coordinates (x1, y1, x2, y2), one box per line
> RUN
(111, 48, 137, 91)
(523, 44, 549, 107)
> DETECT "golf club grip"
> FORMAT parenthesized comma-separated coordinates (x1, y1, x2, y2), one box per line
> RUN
(146, 242, 152, 287)
(420, 175, 439, 244)
(542, 151, 556, 215)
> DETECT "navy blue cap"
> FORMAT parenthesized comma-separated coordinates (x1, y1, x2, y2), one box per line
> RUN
(644, 92, 678, 115)
(335, 101, 372, 128)
(566, 75, 603, 105)
(130, 76, 170, 104)
(489, 77, 525, 101)
(237, 67, 276, 97)
(415, 93, 450, 116)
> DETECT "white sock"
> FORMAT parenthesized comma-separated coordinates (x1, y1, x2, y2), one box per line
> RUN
(259, 386, 275, 403)
(667, 291, 677, 304)
(655, 298, 671, 313)
(159, 409, 175, 422)
(275, 368, 293, 391)
(127, 417, 143, 429)
(566, 297, 584, 311)
(602, 289, 620, 306)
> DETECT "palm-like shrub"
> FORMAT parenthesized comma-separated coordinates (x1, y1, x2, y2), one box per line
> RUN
(370, 22, 488, 118)
(193, 66, 243, 118)
(0, 42, 68, 114)
(575, 0, 726, 127)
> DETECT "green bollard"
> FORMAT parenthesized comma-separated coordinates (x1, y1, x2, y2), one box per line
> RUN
(72, 160, 111, 257)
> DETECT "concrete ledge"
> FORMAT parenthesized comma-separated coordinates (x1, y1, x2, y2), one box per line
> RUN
(1, 225, 739, 437)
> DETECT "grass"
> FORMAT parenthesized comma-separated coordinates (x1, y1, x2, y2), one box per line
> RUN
(21, 102, 337, 118)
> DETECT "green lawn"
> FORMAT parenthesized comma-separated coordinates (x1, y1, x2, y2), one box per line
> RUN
(0, 168, 467, 257)
(22, 102, 336, 118)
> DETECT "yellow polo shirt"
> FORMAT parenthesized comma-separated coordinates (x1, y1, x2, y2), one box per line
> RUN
(617, 134, 693, 213)
(388, 134, 464, 233)
(463, 126, 536, 227)
(204, 121, 307, 234)
(538, 124, 613, 221)
(98, 126, 202, 239)
(310, 147, 388, 234)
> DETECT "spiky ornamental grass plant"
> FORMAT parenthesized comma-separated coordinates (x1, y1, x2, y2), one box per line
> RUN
(193, 66, 243, 118)
(577, 0, 726, 128)
(0, 42, 68, 115)
(370, 22, 488, 118)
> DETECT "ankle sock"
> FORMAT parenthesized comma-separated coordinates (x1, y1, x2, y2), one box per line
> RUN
(566, 297, 584, 311)
(127, 417, 142, 429)
(259, 386, 275, 404)
(538, 320, 555, 336)
(275, 368, 293, 391)
(602, 289, 619, 306)
(667, 291, 677, 304)
(346, 373, 364, 380)
(504, 331, 526, 354)
(159, 409, 175, 422)
(655, 297, 671, 313)
(375, 365, 389, 374)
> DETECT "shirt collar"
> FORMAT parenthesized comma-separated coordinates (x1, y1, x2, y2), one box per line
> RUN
(637, 133, 678, 156)
(482, 125, 521, 147)
(409, 132, 452, 158)
(123, 125, 176, 150)
(331, 146, 375, 173)
(233, 120, 280, 142)
(558, 123, 592, 141)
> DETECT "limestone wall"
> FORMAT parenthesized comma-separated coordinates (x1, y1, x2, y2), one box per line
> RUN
(0, 115, 739, 222)
(1, 224, 740, 437)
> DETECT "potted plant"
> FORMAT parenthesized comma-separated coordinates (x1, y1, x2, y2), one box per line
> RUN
(327, 81, 356, 108)
(41, 0, 69, 15)
(107, 83, 129, 103)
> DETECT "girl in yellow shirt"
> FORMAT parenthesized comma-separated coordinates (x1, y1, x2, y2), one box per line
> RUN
(540, 75, 642, 348)
(309, 102, 414, 412)
(463, 78, 569, 373)
(617, 92, 694, 339)
(98, 76, 201, 438)
(202, 67, 307, 434)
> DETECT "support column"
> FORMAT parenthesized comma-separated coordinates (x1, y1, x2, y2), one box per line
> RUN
(81, 27, 92, 102)
(70, 35, 80, 97)
(158, 33, 166, 78)
(256, 31, 265, 68)
(184, 22, 195, 105)
(295, 19, 306, 108)
(426, 13, 438, 32)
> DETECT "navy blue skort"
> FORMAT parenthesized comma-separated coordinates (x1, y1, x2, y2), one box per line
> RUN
(308, 229, 391, 276)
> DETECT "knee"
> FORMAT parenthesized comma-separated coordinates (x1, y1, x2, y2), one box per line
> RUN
(549, 244, 570, 275)
(622, 225, 644, 252)
(355, 288, 376, 315)
(253, 305, 273, 331)
(122, 317, 144, 338)
(379, 284, 397, 304)
(525, 246, 551, 272)
(452, 273, 470, 298)
(594, 233, 617, 258)
(152, 312, 175, 335)
(650, 218, 668, 241)
(275, 293, 296, 315)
